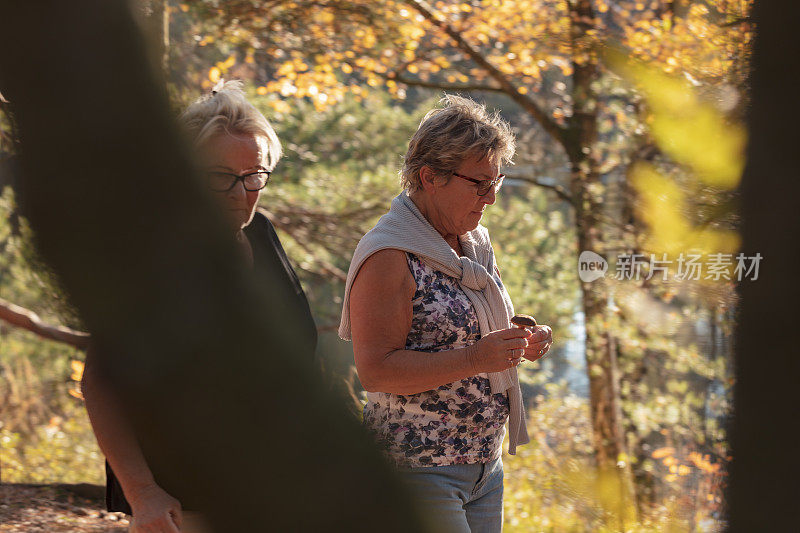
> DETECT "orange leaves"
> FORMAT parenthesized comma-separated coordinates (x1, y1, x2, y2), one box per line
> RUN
(651, 446, 675, 459)
(68, 360, 84, 400)
(662, 455, 678, 468)
(649, 446, 724, 486)
(689, 452, 721, 474)
(70, 360, 84, 382)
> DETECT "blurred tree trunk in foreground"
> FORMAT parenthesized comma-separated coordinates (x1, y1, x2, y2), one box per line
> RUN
(729, 0, 800, 530)
(0, 1, 423, 531)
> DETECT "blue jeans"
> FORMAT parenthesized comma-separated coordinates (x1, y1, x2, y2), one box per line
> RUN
(397, 456, 504, 533)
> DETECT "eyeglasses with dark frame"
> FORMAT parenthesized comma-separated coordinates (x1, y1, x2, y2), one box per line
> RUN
(206, 170, 272, 192)
(451, 172, 505, 196)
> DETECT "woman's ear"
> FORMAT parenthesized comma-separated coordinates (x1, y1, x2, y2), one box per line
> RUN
(419, 165, 438, 193)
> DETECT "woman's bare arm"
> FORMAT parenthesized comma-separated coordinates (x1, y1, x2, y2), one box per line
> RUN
(81, 345, 181, 531)
(350, 249, 531, 395)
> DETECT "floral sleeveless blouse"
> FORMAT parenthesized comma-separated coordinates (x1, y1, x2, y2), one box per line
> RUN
(362, 252, 510, 468)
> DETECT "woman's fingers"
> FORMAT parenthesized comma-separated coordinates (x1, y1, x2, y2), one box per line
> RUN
(524, 340, 551, 359)
(499, 327, 532, 339)
(529, 325, 552, 344)
(506, 348, 525, 359)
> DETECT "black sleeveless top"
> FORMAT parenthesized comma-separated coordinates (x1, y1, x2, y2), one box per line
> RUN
(105, 212, 317, 514)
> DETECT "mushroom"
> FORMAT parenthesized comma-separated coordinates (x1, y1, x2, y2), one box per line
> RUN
(511, 314, 537, 329)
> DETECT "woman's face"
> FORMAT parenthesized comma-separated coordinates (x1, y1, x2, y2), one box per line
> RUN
(199, 132, 267, 231)
(429, 153, 499, 236)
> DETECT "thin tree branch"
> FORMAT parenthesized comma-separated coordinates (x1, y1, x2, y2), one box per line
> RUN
(380, 71, 505, 93)
(406, 0, 565, 144)
(0, 298, 89, 349)
(722, 17, 751, 28)
(257, 207, 349, 282)
(511, 175, 574, 205)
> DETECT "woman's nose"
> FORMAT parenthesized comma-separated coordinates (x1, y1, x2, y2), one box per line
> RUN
(481, 186, 497, 205)
(226, 180, 246, 201)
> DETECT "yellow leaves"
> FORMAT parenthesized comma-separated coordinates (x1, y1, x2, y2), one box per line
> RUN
(256, 86, 268, 96)
(619, 60, 746, 189)
(179, 3, 189, 12)
(517, 86, 528, 94)
(362, 28, 377, 49)
(433, 56, 451, 69)
(314, 9, 335, 25)
(221, 55, 236, 70)
(208, 67, 221, 84)
(631, 163, 740, 256)
(407, 64, 419, 74)
(341, 63, 353, 74)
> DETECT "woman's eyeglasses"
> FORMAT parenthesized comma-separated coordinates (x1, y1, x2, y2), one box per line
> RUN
(206, 170, 271, 192)
(452, 172, 505, 196)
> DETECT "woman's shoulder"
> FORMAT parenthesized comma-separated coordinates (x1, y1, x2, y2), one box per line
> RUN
(360, 248, 410, 275)
(246, 210, 278, 241)
(353, 249, 414, 294)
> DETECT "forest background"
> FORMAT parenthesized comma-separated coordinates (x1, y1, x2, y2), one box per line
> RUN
(0, 1, 753, 531)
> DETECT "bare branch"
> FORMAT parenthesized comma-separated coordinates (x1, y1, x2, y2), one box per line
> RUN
(722, 17, 751, 28)
(511, 175, 575, 205)
(380, 71, 505, 94)
(407, 0, 565, 144)
(0, 297, 89, 349)
(258, 207, 349, 282)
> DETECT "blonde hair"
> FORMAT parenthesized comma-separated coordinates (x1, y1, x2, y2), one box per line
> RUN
(179, 80, 282, 170)
(400, 94, 515, 192)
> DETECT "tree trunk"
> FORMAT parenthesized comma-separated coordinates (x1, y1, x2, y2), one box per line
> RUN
(567, 0, 637, 515)
(729, 0, 800, 530)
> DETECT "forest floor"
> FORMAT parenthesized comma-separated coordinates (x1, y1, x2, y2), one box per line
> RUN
(0, 483, 129, 532)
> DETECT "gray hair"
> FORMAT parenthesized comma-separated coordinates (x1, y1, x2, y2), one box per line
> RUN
(178, 79, 282, 170)
(400, 94, 515, 192)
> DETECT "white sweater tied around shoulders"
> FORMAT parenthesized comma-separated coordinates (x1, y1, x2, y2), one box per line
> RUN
(338, 191, 530, 455)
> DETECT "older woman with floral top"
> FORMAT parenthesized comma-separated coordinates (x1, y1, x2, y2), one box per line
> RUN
(338, 95, 553, 532)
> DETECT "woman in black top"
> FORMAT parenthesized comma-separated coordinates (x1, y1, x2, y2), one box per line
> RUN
(82, 80, 316, 532)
